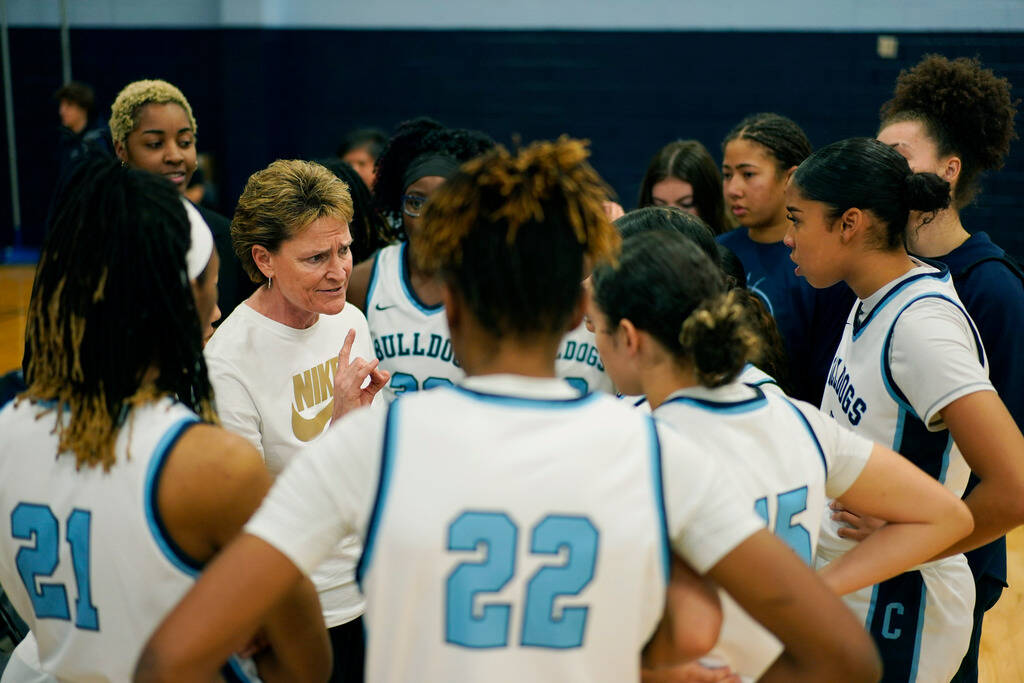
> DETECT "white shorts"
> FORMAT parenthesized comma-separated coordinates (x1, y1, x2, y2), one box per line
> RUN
(817, 550, 974, 682)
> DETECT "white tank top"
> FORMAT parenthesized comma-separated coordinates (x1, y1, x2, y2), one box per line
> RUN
(0, 397, 258, 682)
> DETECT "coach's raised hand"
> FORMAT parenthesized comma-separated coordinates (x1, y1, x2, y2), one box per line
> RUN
(332, 328, 390, 421)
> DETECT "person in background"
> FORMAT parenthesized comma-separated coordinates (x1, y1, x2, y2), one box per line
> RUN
(318, 157, 396, 266)
(109, 79, 253, 322)
(718, 112, 853, 403)
(54, 81, 112, 178)
(337, 127, 387, 189)
(637, 140, 731, 235)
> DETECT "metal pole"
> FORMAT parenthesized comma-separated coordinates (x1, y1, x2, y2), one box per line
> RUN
(59, 0, 70, 83)
(0, 0, 22, 243)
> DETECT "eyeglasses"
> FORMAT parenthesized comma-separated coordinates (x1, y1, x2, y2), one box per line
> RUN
(402, 194, 428, 218)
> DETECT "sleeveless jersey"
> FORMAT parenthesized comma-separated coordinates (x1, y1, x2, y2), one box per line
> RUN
(654, 383, 871, 679)
(817, 263, 988, 682)
(245, 375, 764, 683)
(0, 397, 257, 682)
(555, 322, 615, 394)
(366, 243, 463, 401)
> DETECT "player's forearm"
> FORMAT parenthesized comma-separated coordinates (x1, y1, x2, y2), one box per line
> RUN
(935, 480, 1024, 558)
(820, 516, 972, 595)
(256, 577, 332, 683)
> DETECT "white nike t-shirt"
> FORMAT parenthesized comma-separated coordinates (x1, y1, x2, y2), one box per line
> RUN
(205, 300, 376, 627)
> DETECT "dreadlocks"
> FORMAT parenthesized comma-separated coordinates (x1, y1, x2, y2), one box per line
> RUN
(417, 137, 620, 338)
(23, 158, 216, 470)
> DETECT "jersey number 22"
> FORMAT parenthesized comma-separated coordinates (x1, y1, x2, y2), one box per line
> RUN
(446, 511, 598, 649)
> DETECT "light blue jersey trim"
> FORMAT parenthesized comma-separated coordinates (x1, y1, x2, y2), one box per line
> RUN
(851, 268, 951, 341)
(865, 583, 881, 630)
(144, 416, 201, 577)
(938, 435, 953, 485)
(780, 399, 828, 477)
(660, 386, 767, 415)
(398, 242, 444, 316)
(646, 417, 670, 584)
(906, 580, 929, 681)
(452, 385, 600, 409)
(356, 401, 401, 588)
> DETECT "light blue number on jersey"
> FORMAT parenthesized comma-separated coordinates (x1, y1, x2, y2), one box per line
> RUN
(390, 372, 454, 395)
(753, 486, 812, 565)
(521, 516, 597, 648)
(12, 503, 99, 630)
(446, 511, 598, 649)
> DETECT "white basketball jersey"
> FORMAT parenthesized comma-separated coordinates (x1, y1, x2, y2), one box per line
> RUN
(0, 397, 257, 682)
(555, 323, 615, 394)
(356, 386, 668, 682)
(818, 264, 986, 559)
(366, 243, 464, 401)
(654, 382, 871, 679)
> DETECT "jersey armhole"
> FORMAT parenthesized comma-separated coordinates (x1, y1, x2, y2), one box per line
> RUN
(364, 249, 385, 320)
(646, 416, 671, 584)
(144, 417, 204, 577)
(356, 401, 400, 587)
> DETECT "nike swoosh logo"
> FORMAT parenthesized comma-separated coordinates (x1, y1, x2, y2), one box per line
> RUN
(291, 400, 334, 442)
(375, 303, 396, 311)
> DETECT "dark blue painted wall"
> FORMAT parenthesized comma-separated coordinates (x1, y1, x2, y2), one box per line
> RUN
(4, 29, 1023, 258)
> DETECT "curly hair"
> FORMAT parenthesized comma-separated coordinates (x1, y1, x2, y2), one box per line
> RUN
(109, 79, 197, 146)
(232, 160, 355, 284)
(372, 117, 495, 231)
(880, 54, 1019, 209)
(416, 137, 620, 338)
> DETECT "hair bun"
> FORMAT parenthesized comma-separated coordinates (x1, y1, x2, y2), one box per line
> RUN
(679, 290, 760, 388)
(904, 172, 951, 213)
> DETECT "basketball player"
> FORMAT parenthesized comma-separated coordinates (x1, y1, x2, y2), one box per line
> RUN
(786, 137, 1024, 682)
(0, 159, 328, 682)
(589, 229, 972, 680)
(876, 54, 1024, 682)
(136, 139, 881, 683)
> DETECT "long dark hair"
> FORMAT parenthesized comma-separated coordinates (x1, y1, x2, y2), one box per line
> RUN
(636, 140, 730, 235)
(23, 158, 215, 469)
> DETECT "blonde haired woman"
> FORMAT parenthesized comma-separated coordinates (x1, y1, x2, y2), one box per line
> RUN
(204, 158, 388, 682)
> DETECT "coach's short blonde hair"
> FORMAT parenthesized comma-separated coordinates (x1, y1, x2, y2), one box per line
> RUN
(232, 160, 354, 284)
(109, 79, 197, 146)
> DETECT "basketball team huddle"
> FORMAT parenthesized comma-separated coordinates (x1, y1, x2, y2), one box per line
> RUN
(1, 52, 1022, 683)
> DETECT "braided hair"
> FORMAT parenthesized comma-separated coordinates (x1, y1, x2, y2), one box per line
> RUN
(417, 137, 620, 339)
(22, 158, 215, 470)
(723, 112, 812, 173)
(880, 54, 1019, 209)
(372, 117, 494, 233)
